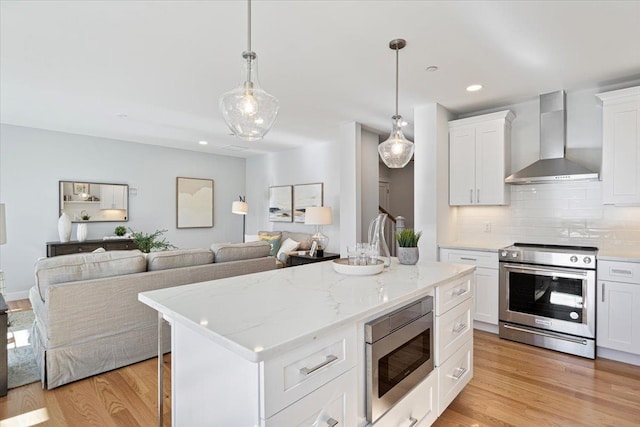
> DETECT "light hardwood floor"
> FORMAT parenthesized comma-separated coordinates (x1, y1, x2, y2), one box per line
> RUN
(2, 300, 639, 426)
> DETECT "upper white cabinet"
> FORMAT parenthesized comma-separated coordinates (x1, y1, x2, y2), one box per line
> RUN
(100, 185, 127, 210)
(449, 110, 515, 206)
(597, 86, 640, 205)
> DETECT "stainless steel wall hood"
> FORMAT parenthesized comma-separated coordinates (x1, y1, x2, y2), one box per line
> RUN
(505, 90, 599, 184)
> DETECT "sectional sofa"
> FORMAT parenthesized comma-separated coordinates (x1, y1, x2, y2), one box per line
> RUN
(29, 242, 275, 389)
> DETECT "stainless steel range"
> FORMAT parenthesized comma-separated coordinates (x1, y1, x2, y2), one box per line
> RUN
(499, 243, 598, 359)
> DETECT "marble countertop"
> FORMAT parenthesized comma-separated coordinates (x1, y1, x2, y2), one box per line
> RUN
(597, 247, 640, 263)
(139, 259, 474, 362)
(439, 240, 513, 252)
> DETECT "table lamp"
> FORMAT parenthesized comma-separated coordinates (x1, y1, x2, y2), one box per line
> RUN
(305, 206, 332, 256)
(232, 196, 249, 243)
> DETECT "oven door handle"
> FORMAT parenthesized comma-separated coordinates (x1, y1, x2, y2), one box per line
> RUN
(501, 263, 589, 277)
(503, 323, 589, 345)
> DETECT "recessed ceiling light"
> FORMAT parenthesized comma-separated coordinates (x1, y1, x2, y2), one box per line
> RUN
(466, 84, 483, 92)
(425, 66, 438, 72)
(116, 113, 128, 118)
(198, 140, 208, 145)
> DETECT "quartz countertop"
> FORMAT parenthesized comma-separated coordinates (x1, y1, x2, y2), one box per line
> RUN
(439, 240, 513, 252)
(139, 259, 474, 362)
(597, 247, 640, 263)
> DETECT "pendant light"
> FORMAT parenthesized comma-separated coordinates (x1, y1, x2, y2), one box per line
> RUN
(220, 0, 279, 141)
(378, 39, 414, 168)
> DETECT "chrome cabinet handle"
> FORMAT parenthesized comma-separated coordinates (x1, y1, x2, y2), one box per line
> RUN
(327, 418, 339, 427)
(611, 268, 633, 276)
(407, 417, 418, 427)
(453, 323, 466, 333)
(469, 189, 473, 203)
(452, 367, 467, 380)
(477, 188, 480, 203)
(460, 257, 477, 261)
(602, 282, 605, 303)
(299, 354, 338, 375)
(452, 288, 466, 296)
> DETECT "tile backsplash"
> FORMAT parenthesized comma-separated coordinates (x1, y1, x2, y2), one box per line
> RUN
(456, 181, 640, 249)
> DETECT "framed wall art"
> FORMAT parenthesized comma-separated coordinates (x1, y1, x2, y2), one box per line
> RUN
(176, 177, 214, 228)
(268, 185, 293, 222)
(293, 183, 323, 223)
(73, 182, 90, 195)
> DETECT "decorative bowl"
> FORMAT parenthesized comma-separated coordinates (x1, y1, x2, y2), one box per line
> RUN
(332, 258, 384, 276)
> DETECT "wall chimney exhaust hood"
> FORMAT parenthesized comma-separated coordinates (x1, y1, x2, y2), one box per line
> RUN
(505, 90, 599, 184)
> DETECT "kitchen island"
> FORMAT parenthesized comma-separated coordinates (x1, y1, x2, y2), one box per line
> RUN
(139, 258, 475, 426)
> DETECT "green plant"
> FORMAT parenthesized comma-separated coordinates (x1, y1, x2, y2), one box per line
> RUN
(80, 209, 90, 221)
(129, 228, 176, 253)
(395, 228, 422, 247)
(114, 226, 127, 236)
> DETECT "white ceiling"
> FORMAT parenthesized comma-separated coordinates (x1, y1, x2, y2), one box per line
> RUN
(2, 1, 640, 158)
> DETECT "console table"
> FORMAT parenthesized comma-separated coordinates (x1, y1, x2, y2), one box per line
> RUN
(46, 239, 138, 257)
(287, 252, 340, 267)
(0, 293, 8, 397)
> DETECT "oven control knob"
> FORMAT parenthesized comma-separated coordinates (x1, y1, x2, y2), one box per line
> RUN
(570, 256, 578, 263)
(511, 252, 518, 258)
(583, 257, 592, 264)
(500, 251, 508, 257)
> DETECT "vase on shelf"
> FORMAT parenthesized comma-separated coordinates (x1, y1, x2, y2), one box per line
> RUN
(58, 213, 72, 242)
(77, 223, 88, 242)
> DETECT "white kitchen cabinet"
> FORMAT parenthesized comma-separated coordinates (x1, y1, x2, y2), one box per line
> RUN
(449, 110, 515, 206)
(597, 86, 640, 205)
(100, 184, 127, 210)
(597, 260, 640, 355)
(440, 248, 499, 329)
(373, 370, 438, 427)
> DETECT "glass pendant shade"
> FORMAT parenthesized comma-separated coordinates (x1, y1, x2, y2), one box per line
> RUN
(220, 55, 279, 141)
(378, 115, 414, 168)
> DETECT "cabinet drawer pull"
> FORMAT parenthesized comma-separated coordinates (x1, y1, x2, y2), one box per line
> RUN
(327, 418, 339, 427)
(451, 288, 466, 297)
(611, 268, 633, 276)
(460, 257, 477, 261)
(299, 354, 338, 375)
(469, 189, 473, 203)
(602, 282, 605, 303)
(477, 188, 480, 203)
(453, 323, 467, 333)
(407, 417, 418, 427)
(451, 367, 467, 380)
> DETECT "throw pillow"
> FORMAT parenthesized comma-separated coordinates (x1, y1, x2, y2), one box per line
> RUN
(276, 238, 300, 263)
(258, 231, 283, 257)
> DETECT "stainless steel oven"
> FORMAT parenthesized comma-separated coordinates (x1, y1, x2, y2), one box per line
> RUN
(365, 295, 434, 424)
(499, 243, 597, 359)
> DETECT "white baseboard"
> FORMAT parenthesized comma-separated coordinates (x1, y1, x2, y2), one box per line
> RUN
(474, 321, 498, 334)
(597, 347, 640, 366)
(3, 290, 29, 302)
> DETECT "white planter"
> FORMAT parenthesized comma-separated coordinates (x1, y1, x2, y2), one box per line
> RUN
(58, 213, 72, 242)
(77, 223, 88, 242)
(397, 247, 419, 265)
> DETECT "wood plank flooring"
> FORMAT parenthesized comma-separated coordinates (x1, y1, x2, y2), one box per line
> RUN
(3, 300, 639, 426)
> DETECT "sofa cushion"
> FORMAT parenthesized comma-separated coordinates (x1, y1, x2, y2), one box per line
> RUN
(258, 231, 283, 256)
(147, 249, 214, 271)
(34, 250, 146, 301)
(282, 231, 313, 250)
(210, 241, 271, 263)
(277, 238, 300, 263)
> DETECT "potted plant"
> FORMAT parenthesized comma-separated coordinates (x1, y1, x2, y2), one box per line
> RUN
(395, 228, 422, 265)
(80, 210, 90, 221)
(129, 228, 176, 253)
(114, 226, 127, 236)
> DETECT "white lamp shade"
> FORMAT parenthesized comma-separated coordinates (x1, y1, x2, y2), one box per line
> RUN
(305, 206, 332, 225)
(0, 203, 6, 245)
(232, 200, 249, 215)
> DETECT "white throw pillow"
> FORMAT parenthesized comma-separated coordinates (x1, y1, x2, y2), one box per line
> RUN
(277, 238, 300, 263)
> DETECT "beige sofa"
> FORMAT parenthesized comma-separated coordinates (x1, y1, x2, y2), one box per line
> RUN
(29, 242, 275, 389)
(257, 230, 314, 267)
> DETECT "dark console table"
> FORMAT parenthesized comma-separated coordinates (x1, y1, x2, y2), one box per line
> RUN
(287, 252, 340, 267)
(46, 239, 138, 257)
(0, 293, 8, 397)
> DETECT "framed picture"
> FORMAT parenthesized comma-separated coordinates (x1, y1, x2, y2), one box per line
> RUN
(309, 240, 318, 257)
(268, 185, 293, 222)
(73, 182, 90, 195)
(176, 177, 214, 228)
(293, 183, 323, 223)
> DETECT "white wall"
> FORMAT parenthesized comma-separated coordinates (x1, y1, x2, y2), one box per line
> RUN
(0, 124, 246, 299)
(245, 139, 341, 254)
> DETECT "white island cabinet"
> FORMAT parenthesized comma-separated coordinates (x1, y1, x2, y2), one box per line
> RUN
(139, 259, 475, 427)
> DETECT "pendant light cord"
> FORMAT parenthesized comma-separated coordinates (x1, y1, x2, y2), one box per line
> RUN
(395, 45, 399, 117)
(247, 0, 252, 52)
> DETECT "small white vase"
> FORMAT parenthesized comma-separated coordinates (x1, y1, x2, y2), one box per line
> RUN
(58, 213, 72, 242)
(77, 223, 88, 242)
(397, 247, 419, 265)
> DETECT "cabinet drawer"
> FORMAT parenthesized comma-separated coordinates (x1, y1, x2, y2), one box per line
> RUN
(105, 241, 136, 251)
(56, 243, 103, 255)
(598, 260, 640, 284)
(373, 370, 438, 427)
(440, 249, 498, 269)
(438, 339, 473, 416)
(263, 368, 356, 427)
(435, 297, 473, 366)
(435, 274, 473, 316)
(262, 325, 357, 418)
